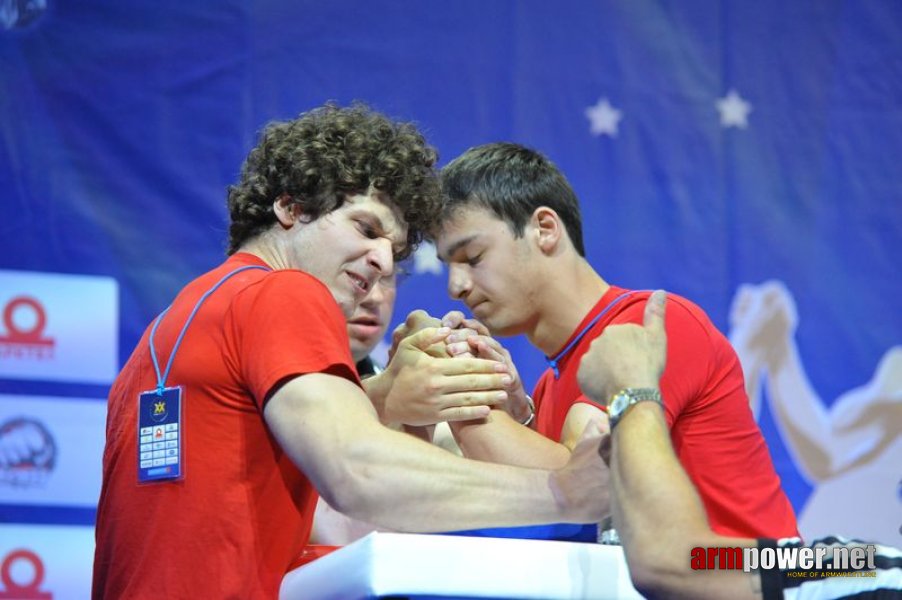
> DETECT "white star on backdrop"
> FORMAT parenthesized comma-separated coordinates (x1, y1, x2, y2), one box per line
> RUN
(413, 241, 443, 275)
(585, 97, 623, 137)
(716, 89, 753, 129)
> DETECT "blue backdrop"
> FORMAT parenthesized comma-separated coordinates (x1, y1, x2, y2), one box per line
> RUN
(1, 1, 899, 595)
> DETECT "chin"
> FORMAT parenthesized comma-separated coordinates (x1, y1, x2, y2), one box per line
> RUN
(483, 316, 523, 338)
(352, 339, 378, 356)
(489, 324, 517, 337)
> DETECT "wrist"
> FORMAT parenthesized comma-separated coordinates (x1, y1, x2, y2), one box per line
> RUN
(620, 396, 664, 420)
(361, 371, 391, 423)
(608, 388, 663, 429)
(511, 394, 535, 427)
(610, 400, 669, 446)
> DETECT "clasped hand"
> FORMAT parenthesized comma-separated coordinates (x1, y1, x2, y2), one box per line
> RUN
(389, 310, 530, 424)
(372, 325, 511, 426)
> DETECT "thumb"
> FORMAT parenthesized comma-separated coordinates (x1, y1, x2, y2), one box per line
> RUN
(644, 290, 667, 338)
(404, 326, 451, 351)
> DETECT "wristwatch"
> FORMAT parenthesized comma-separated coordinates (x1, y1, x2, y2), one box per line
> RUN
(608, 388, 663, 429)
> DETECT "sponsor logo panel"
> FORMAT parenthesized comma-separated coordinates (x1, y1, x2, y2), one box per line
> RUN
(0, 270, 118, 384)
(0, 396, 106, 507)
(0, 524, 94, 599)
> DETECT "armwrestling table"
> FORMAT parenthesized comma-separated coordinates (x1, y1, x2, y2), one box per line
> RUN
(280, 532, 643, 599)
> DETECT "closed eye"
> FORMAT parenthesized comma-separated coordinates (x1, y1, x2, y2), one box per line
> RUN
(356, 220, 380, 239)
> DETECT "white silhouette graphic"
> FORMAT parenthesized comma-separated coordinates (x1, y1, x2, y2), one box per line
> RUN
(729, 280, 901, 545)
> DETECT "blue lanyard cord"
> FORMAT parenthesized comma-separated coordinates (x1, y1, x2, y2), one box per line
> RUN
(545, 291, 642, 379)
(149, 265, 270, 395)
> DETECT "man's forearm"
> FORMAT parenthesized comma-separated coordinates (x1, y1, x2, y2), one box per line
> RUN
(449, 410, 570, 469)
(577, 291, 762, 598)
(611, 402, 710, 550)
(267, 374, 606, 533)
(611, 402, 760, 599)
(333, 421, 583, 531)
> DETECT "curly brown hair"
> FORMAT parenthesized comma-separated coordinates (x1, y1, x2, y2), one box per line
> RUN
(226, 102, 441, 260)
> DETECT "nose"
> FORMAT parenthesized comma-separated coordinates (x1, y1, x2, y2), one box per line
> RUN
(363, 278, 386, 306)
(447, 263, 471, 300)
(367, 238, 393, 278)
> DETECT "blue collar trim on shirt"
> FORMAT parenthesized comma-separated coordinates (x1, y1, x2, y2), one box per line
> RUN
(544, 291, 637, 379)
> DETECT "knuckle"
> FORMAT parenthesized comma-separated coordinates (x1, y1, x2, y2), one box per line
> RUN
(425, 376, 442, 395)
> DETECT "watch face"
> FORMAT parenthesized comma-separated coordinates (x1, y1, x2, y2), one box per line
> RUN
(611, 392, 629, 416)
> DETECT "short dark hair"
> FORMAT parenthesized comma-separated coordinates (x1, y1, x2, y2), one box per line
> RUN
(226, 102, 441, 259)
(439, 142, 585, 256)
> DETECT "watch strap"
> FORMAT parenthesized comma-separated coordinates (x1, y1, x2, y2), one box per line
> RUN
(609, 388, 663, 428)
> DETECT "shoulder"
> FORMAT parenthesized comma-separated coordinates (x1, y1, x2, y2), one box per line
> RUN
(612, 290, 718, 340)
(243, 268, 331, 295)
(191, 257, 336, 311)
(234, 269, 339, 312)
(225, 268, 347, 344)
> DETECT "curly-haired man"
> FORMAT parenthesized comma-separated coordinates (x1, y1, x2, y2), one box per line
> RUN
(92, 104, 611, 598)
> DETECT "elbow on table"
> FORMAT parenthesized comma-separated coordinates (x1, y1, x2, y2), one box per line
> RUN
(628, 563, 676, 599)
(624, 546, 692, 600)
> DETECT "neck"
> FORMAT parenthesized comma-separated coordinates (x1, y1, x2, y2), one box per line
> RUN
(526, 257, 609, 356)
(236, 231, 286, 271)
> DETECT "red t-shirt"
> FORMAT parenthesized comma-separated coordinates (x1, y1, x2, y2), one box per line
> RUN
(93, 253, 358, 598)
(534, 286, 798, 538)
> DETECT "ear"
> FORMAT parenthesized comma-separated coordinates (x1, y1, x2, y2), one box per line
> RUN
(273, 194, 296, 228)
(531, 206, 563, 254)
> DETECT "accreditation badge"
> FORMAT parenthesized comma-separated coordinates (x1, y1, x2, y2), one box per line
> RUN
(137, 386, 183, 483)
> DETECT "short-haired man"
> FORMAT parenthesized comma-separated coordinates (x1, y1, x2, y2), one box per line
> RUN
(432, 142, 798, 539)
(347, 271, 396, 376)
(92, 108, 609, 598)
(577, 290, 901, 599)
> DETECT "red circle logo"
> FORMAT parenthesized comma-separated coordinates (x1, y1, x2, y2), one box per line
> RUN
(0, 548, 51, 598)
(2, 297, 50, 344)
